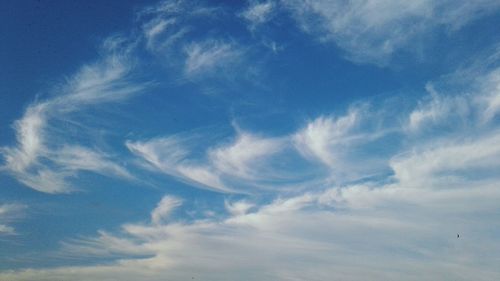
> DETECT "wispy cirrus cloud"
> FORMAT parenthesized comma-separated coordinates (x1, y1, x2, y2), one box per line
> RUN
(184, 40, 245, 78)
(391, 131, 500, 189)
(4, 50, 500, 281)
(241, 1, 276, 30)
(16, 52, 500, 280)
(150, 196, 183, 225)
(0, 204, 25, 235)
(135, 0, 263, 85)
(3, 0, 498, 196)
(281, 0, 500, 64)
(476, 68, 500, 122)
(128, 70, 500, 193)
(125, 135, 230, 192)
(293, 108, 361, 168)
(405, 47, 500, 133)
(0, 39, 145, 193)
(397, 53, 500, 189)
(208, 131, 284, 180)
(138, 1, 240, 69)
(126, 130, 287, 193)
(293, 105, 398, 183)
(2, 0, 500, 279)
(406, 84, 470, 133)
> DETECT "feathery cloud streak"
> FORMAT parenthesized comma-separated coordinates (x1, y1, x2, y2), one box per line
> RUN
(0, 204, 25, 235)
(282, 0, 500, 64)
(0, 42, 143, 193)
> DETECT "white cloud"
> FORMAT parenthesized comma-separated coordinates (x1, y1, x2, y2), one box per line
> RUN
(292, 106, 394, 183)
(224, 200, 254, 216)
(293, 109, 359, 167)
(4, 177, 500, 280)
(0, 41, 145, 193)
(241, 1, 276, 29)
(407, 83, 469, 132)
(5, 54, 500, 281)
(15, 168, 72, 194)
(137, 0, 232, 70)
(282, 0, 500, 64)
(144, 18, 174, 43)
(1, 103, 47, 173)
(2, 2, 500, 278)
(142, 17, 190, 52)
(126, 136, 231, 192)
(0, 204, 25, 235)
(127, 130, 286, 193)
(0, 224, 14, 234)
(176, 165, 229, 192)
(184, 40, 244, 78)
(54, 146, 132, 179)
(126, 136, 232, 192)
(391, 132, 500, 188)
(151, 196, 182, 225)
(126, 136, 188, 174)
(209, 132, 284, 179)
(477, 68, 500, 122)
(398, 63, 500, 190)
(406, 50, 500, 132)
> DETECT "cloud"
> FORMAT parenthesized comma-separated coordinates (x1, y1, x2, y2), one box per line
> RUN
(7, 78, 500, 272)
(54, 146, 132, 179)
(138, 0, 216, 54)
(134, 0, 263, 85)
(224, 199, 255, 216)
(125, 136, 188, 174)
(127, 131, 287, 193)
(151, 196, 182, 225)
(241, 1, 276, 29)
(282, 0, 500, 64)
(397, 57, 500, 189)
(477, 68, 500, 122)
(209, 132, 284, 179)
(293, 106, 395, 183)
(406, 58, 500, 139)
(137, 0, 236, 71)
(405, 47, 500, 133)
(125, 136, 229, 193)
(0, 204, 25, 235)
(4, 52, 500, 281)
(2, 1, 500, 279)
(0, 39, 144, 193)
(293, 109, 360, 167)
(3, 175, 500, 280)
(1, 103, 47, 173)
(126, 135, 231, 192)
(176, 165, 228, 192)
(406, 83, 470, 133)
(143, 18, 176, 48)
(391, 131, 500, 188)
(184, 40, 245, 78)
(3, 0, 498, 195)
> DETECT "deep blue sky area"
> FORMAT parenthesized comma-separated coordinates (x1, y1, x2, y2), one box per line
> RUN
(1, 1, 500, 280)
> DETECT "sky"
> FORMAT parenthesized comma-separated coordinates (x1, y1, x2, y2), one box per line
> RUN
(1, 0, 500, 280)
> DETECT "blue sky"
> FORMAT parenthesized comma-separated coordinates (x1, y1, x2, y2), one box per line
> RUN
(1, 0, 500, 280)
